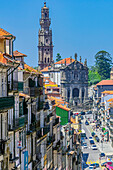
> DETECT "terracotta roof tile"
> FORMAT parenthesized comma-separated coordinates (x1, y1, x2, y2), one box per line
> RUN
(13, 50, 27, 57)
(96, 80, 113, 86)
(107, 98, 113, 102)
(19, 93, 30, 98)
(55, 58, 75, 64)
(102, 91, 113, 94)
(57, 104, 70, 111)
(0, 28, 15, 39)
(41, 58, 75, 72)
(41, 66, 50, 72)
(24, 64, 40, 74)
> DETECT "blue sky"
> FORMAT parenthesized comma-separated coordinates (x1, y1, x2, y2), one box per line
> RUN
(1, 0, 113, 67)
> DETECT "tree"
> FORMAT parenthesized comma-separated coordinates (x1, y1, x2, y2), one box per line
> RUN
(56, 53, 62, 62)
(88, 66, 101, 86)
(95, 50, 112, 80)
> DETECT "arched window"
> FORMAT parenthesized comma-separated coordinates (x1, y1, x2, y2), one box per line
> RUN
(48, 58, 49, 63)
(73, 88, 79, 98)
(45, 58, 46, 63)
(45, 13, 47, 18)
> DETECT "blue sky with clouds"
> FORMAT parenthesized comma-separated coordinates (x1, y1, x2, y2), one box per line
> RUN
(0, 0, 113, 67)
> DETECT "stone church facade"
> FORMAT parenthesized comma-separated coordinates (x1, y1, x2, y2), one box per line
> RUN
(60, 54, 88, 105)
(41, 54, 88, 105)
(38, 2, 53, 70)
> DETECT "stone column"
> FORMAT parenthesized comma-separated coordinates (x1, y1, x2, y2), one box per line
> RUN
(69, 88, 73, 104)
(84, 86, 88, 101)
(79, 88, 82, 104)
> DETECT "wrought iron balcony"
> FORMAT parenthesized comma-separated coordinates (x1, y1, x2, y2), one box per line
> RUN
(0, 96, 14, 110)
(24, 87, 43, 97)
(9, 114, 28, 130)
(37, 125, 50, 139)
(8, 80, 18, 91)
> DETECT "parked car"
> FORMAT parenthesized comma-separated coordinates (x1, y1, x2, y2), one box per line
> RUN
(94, 163, 99, 168)
(89, 164, 96, 169)
(90, 140, 95, 145)
(91, 132, 95, 137)
(91, 145, 97, 150)
(81, 111, 85, 115)
(83, 143, 88, 149)
(100, 153, 105, 157)
(89, 137, 93, 141)
(101, 162, 107, 167)
(85, 120, 89, 125)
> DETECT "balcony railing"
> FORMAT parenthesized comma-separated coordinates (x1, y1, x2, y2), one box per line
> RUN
(0, 96, 14, 110)
(24, 87, 43, 97)
(47, 134, 55, 146)
(37, 125, 50, 139)
(15, 114, 28, 128)
(8, 81, 18, 91)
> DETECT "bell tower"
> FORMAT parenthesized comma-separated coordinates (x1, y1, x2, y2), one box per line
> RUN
(38, 2, 53, 70)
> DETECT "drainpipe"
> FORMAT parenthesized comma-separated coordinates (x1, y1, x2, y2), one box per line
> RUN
(12, 37, 16, 59)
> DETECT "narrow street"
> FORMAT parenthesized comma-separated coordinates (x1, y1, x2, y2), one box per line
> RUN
(82, 115, 101, 170)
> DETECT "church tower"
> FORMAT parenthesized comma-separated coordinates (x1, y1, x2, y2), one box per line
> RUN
(38, 2, 53, 70)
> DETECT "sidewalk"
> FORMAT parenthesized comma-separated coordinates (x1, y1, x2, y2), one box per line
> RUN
(89, 125, 113, 154)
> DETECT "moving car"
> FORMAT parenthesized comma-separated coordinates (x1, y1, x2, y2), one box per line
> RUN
(91, 145, 97, 150)
(81, 111, 85, 115)
(85, 120, 89, 125)
(95, 136, 100, 142)
(90, 140, 95, 145)
(91, 132, 95, 137)
(83, 143, 88, 149)
(100, 153, 105, 157)
(89, 137, 93, 141)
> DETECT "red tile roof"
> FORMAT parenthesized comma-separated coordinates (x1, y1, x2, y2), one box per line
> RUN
(55, 58, 75, 64)
(102, 91, 113, 94)
(13, 50, 27, 57)
(0, 28, 15, 39)
(96, 80, 113, 86)
(24, 64, 38, 73)
(41, 66, 50, 72)
(41, 58, 75, 72)
(19, 93, 30, 98)
(57, 104, 70, 111)
(44, 77, 57, 85)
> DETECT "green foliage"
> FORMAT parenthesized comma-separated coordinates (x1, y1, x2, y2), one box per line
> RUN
(88, 67, 101, 86)
(56, 53, 62, 62)
(95, 50, 112, 80)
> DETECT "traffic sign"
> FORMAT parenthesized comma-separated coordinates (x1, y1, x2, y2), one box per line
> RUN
(17, 141, 22, 149)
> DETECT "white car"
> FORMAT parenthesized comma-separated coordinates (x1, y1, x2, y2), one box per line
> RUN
(89, 137, 93, 141)
(91, 145, 97, 150)
(83, 143, 88, 149)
